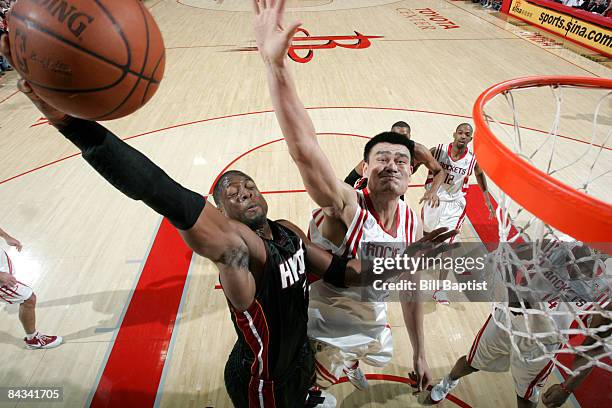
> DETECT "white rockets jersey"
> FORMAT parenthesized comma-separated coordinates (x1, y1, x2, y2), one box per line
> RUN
(307, 188, 419, 347)
(0, 250, 13, 275)
(508, 241, 610, 344)
(425, 143, 476, 202)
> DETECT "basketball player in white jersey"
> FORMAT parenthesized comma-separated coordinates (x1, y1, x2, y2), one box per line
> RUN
(0, 227, 62, 349)
(253, 0, 457, 397)
(344, 121, 446, 207)
(431, 241, 610, 407)
(422, 123, 494, 305)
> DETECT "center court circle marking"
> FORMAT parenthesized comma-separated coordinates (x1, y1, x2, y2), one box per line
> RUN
(177, 0, 402, 12)
(1, 106, 601, 187)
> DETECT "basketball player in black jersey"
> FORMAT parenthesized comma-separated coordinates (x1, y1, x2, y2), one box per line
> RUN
(1, 37, 455, 407)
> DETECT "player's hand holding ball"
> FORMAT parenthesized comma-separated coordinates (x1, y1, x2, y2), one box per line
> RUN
(1, 33, 70, 126)
(5, 0, 165, 121)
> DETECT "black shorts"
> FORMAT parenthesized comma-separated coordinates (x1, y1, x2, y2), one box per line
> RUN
(224, 340, 314, 407)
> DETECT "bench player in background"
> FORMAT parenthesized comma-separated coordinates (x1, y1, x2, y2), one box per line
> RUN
(0, 227, 62, 349)
(423, 123, 495, 305)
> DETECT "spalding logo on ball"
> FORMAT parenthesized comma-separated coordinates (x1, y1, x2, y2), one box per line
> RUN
(8, 0, 166, 121)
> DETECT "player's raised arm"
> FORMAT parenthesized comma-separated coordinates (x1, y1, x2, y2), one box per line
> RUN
(2, 37, 263, 311)
(253, 0, 356, 214)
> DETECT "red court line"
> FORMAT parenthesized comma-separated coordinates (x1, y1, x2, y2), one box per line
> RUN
(207, 132, 371, 194)
(30, 120, 50, 128)
(335, 374, 472, 408)
(90, 219, 193, 408)
(0, 153, 81, 186)
(3, 107, 606, 186)
(0, 90, 18, 105)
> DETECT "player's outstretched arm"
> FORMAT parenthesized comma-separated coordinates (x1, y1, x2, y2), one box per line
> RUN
(253, 0, 356, 217)
(416, 144, 445, 208)
(400, 221, 432, 393)
(279, 220, 457, 289)
(277, 220, 359, 286)
(2, 35, 264, 311)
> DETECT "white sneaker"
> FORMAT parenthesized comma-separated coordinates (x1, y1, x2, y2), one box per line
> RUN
(433, 290, 450, 305)
(306, 388, 336, 408)
(430, 375, 459, 403)
(343, 362, 369, 390)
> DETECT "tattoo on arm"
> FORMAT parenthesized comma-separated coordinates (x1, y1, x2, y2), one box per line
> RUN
(220, 244, 250, 270)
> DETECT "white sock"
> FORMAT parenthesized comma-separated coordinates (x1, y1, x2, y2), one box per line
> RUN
(26, 331, 38, 340)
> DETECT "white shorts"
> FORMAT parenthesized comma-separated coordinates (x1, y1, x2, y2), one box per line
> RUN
(311, 325, 393, 388)
(0, 251, 33, 304)
(466, 309, 558, 403)
(0, 281, 34, 304)
(422, 198, 467, 241)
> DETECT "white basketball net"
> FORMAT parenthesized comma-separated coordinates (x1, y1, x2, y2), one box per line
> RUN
(480, 81, 612, 376)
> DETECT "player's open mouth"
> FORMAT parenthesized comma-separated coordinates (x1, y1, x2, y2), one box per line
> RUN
(246, 204, 260, 212)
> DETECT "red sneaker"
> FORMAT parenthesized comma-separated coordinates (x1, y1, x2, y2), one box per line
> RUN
(24, 333, 62, 349)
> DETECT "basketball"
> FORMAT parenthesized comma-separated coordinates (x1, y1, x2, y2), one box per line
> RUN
(7, 0, 165, 121)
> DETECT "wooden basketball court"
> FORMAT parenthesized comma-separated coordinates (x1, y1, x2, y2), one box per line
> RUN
(0, 0, 609, 407)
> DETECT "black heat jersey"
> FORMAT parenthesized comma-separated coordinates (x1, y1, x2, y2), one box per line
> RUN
(229, 220, 310, 402)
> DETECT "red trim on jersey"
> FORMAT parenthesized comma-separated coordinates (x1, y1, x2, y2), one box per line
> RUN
(315, 359, 338, 385)
(357, 191, 366, 208)
(435, 144, 443, 161)
(352, 223, 366, 258)
(2, 250, 13, 275)
(448, 143, 469, 162)
(595, 292, 608, 306)
(468, 156, 477, 176)
(467, 314, 492, 365)
(0, 287, 15, 304)
(404, 207, 415, 244)
(309, 209, 325, 241)
(462, 157, 477, 193)
(248, 378, 275, 408)
(363, 189, 399, 238)
(344, 210, 366, 257)
(315, 215, 324, 228)
(404, 207, 410, 241)
(524, 360, 555, 400)
(233, 300, 273, 406)
(1, 284, 18, 296)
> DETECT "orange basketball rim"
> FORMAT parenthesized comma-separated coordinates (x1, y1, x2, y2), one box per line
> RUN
(473, 76, 612, 253)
